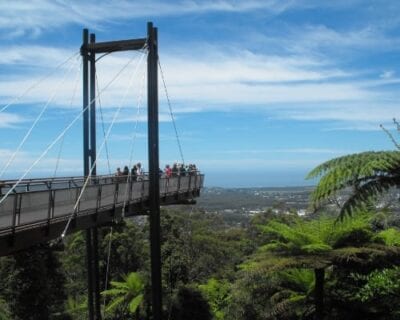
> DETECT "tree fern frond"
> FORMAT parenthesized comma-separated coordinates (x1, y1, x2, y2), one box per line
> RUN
(301, 243, 332, 254)
(376, 228, 400, 246)
(339, 176, 400, 220)
(105, 296, 125, 313)
(307, 151, 400, 180)
(279, 268, 314, 293)
(101, 288, 127, 296)
(308, 151, 400, 215)
(268, 294, 305, 319)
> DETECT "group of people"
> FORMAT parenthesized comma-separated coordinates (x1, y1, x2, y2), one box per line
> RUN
(163, 163, 198, 178)
(115, 162, 143, 181)
(114, 162, 199, 181)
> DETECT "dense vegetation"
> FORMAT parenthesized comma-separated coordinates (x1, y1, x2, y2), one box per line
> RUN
(1, 203, 400, 319)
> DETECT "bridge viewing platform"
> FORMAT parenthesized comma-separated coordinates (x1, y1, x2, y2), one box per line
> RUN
(0, 173, 204, 256)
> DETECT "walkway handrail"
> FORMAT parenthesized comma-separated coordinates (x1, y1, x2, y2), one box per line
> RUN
(0, 171, 202, 194)
(0, 174, 204, 233)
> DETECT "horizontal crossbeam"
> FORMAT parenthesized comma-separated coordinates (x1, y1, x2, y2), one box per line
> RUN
(81, 38, 147, 54)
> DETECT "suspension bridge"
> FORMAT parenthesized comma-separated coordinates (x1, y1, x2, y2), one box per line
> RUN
(0, 22, 202, 320)
(0, 173, 203, 256)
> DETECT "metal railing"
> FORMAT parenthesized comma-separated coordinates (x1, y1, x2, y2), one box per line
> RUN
(0, 173, 204, 233)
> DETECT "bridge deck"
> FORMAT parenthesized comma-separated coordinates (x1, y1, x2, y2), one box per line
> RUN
(0, 174, 204, 256)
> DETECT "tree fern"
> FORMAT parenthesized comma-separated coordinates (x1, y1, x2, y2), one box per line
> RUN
(376, 228, 400, 246)
(101, 272, 145, 317)
(307, 151, 400, 219)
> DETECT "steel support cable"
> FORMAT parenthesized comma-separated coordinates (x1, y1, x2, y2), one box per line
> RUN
(121, 67, 147, 216)
(103, 66, 146, 317)
(0, 51, 80, 114)
(61, 50, 147, 238)
(0, 50, 144, 206)
(95, 73, 112, 175)
(158, 59, 185, 164)
(53, 61, 83, 178)
(0, 56, 81, 179)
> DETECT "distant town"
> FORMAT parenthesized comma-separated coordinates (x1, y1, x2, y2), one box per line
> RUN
(193, 186, 400, 225)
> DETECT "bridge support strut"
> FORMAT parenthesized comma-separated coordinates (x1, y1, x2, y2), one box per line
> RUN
(81, 22, 163, 320)
(82, 28, 102, 320)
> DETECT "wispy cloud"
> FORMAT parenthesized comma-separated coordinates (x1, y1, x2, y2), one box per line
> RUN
(0, 42, 396, 129)
(1, 1, 399, 132)
(380, 70, 395, 79)
(0, 112, 28, 128)
(218, 148, 351, 155)
(0, 0, 294, 38)
(277, 103, 400, 124)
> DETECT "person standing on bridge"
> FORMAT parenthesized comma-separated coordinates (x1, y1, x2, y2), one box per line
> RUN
(172, 163, 179, 177)
(115, 167, 123, 183)
(165, 164, 172, 178)
(136, 162, 143, 180)
(131, 165, 138, 181)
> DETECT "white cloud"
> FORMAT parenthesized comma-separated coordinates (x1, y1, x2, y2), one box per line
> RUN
(380, 70, 395, 79)
(0, 0, 294, 38)
(195, 157, 323, 170)
(218, 148, 352, 155)
(277, 103, 400, 124)
(0, 147, 149, 179)
(0, 112, 28, 128)
(0, 42, 394, 128)
(99, 112, 172, 124)
(0, 37, 397, 129)
(0, 46, 78, 67)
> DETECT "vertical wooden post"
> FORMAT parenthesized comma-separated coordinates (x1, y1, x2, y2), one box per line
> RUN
(147, 22, 162, 320)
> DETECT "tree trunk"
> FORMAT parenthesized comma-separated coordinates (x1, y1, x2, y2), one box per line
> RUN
(314, 268, 325, 320)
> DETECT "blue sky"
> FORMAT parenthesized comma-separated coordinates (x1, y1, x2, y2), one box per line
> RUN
(0, 0, 399, 187)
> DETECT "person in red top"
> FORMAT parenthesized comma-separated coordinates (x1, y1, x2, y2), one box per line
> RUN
(165, 164, 172, 178)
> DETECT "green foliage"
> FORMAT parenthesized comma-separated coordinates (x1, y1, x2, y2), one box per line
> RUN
(199, 278, 231, 320)
(61, 231, 87, 297)
(99, 220, 149, 280)
(0, 298, 10, 320)
(2, 204, 400, 320)
(260, 218, 333, 256)
(352, 267, 400, 302)
(170, 286, 212, 320)
(101, 272, 145, 317)
(239, 211, 400, 319)
(279, 268, 314, 294)
(8, 243, 68, 320)
(307, 151, 400, 219)
(376, 228, 400, 246)
(161, 210, 251, 285)
(65, 296, 87, 320)
(269, 268, 315, 319)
